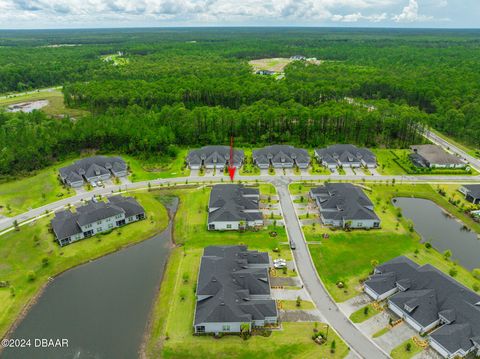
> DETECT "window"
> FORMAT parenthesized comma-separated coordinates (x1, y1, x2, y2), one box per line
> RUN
(97, 220, 102, 225)
(226, 224, 232, 229)
(196, 326, 205, 333)
(373, 222, 380, 228)
(222, 325, 230, 332)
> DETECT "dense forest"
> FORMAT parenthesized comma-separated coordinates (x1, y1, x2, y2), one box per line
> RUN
(0, 28, 479, 175)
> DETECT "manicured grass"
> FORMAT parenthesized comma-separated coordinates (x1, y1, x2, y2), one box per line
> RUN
(308, 232, 416, 302)
(349, 304, 381, 323)
(372, 149, 409, 175)
(0, 89, 88, 118)
(239, 148, 260, 176)
(126, 150, 190, 182)
(0, 192, 169, 339)
(306, 184, 480, 302)
(390, 338, 423, 359)
(279, 300, 315, 310)
(145, 186, 349, 358)
(309, 158, 331, 175)
(372, 327, 390, 338)
(0, 162, 73, 216)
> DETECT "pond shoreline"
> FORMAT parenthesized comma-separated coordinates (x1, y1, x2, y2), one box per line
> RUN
(0, 197, 177, 358)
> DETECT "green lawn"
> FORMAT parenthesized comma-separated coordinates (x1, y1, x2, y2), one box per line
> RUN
(309, 158, 331, 175)
(0, 89, 88, 118)
(279, 300, 316, 310)
(372, 327, 390, 338)
(144, 186, 349, 358)
(349, 304, 381, 323)
(0, 192, 169, 339)
(390, 338, 423, 359)
(306, 184, 480, 302)
(126, 150, 190, 182)
(372, 149, 409, 175)
(0, 161, 73, 216)
(239, 148, 260, 176)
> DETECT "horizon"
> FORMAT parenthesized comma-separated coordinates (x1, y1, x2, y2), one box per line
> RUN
(0, 0, 479, 30)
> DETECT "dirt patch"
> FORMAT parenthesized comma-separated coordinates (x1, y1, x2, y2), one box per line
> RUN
(249, 58, 293, 73)
(279, 310, 323, 322)
(6, 100, 49, 113)
(270, 277, 298, 286)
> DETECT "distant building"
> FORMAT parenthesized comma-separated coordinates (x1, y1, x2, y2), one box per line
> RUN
(186, 146, 244, 170)
(310, 183, 380, 229)
(59, 156, 127, 188)
(410, 145, 465, 169)
(290, 55, 306, 61)
(194, 246, 278, 335)
(51, 195, 145, 246)
(253, 145, 310, 169)
(365, 256, 480, 359)
(255, 69, 276, 75)
(314, 144, 377, 170)
(459, 185, 480, 204)
(208, 184, 263, 230)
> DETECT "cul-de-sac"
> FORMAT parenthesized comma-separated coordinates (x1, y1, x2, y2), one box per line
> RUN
(1, 25, 480, 359)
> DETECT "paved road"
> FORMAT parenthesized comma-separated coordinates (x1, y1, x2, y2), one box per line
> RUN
(2, 173, 480, 234)
(273, 177, 388, 359)
(424, 130, 480, 171)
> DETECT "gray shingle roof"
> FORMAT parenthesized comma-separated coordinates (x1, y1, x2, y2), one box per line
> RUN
(410, 145, 464, 166)
(194, 246, 277, 325)
(462, 184, 480, 200)
(366, 256, 480, 356)
(310, 183, 379, 222)
(187, 146, 244, 167)
(51, 196, 144, 240)
(253, 145, 310, 167)
(208, 184, 262, 223)
(59, 156, 127, 182)
(314, 145, 376, 166)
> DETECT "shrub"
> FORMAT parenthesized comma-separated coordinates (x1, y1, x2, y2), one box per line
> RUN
(27, 271, 36, 282)
(330, 340, 336, 353)
(41, 257, 49, 267)
(424, 242, 432, 249)
(406, 342, 412, 352)
(449, 268, 458, 277)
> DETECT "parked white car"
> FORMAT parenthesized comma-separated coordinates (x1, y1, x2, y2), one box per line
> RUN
(273, 258, 287, 269)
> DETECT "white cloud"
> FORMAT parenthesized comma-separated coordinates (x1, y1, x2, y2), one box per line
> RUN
(392, 0, 432, 22)
(0, 0, 450, 27)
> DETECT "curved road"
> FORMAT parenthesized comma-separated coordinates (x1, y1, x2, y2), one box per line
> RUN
(273, 177, 388, 359)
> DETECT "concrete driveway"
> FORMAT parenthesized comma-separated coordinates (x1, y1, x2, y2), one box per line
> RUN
(357, 311, 390, 337)
(337, 293, 371, 317)
(412, 348, 442, 359)
(373, 322, 417, 353)
(344, 167, 355, 175)
(271, 287, 310, 301)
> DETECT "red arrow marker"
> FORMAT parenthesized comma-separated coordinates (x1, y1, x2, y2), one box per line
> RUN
(228, 166, 236, 181)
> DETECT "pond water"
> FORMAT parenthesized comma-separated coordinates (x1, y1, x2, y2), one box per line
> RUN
(394, 197, 480, 271)
(1, 197, 178, 359)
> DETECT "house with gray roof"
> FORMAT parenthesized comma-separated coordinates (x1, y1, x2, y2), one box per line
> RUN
(194, 245, 278, 335)
(59, 156, 127, 187)
(459, 184, 480, 204)
(410, 145, 466, 169)
(314, 144, 377, 170)
(365, 256, 480, 358)
(252, 145, 310, 169)
(187, 146, 244, 170)
(51, 195, 145, 246)
(309, 183, 380, 229)
(208, 184, 263, 230)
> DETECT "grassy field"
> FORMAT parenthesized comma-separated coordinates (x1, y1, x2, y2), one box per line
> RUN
(390, 338, 423, 359)
(349, 304, 381, 323)
(0, 89, 88, 118)
(279, 300, 316, 310)
(0, 192, 169, 339)
(248, 58, 293, 73)
(0, 161, 73, 216)
(306, 184, 480, 302)
(372, 149, 409, 175)
(239, 148, 261, 176)
(144, 186, 349, 358)
(126, 150, 190, 181)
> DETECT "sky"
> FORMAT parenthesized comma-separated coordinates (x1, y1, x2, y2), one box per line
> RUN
(0, 0, 478, 29)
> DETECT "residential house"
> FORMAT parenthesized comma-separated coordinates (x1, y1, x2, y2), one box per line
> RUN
(410, 145, 465, 169)
(314, 144, 377, 170)
(255, 69, 276, 75)
(459, 185, 480, 204)
(187, 146, 244, 170)
(309, 183, 380, 229)
(208, 184, 263, 230)
(59, 156, 127, 187)
(194, 245, 278, 335)
(51, 195, 145, 246)
(253, 145, 310, 169)
(365, 256, 480, 359)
